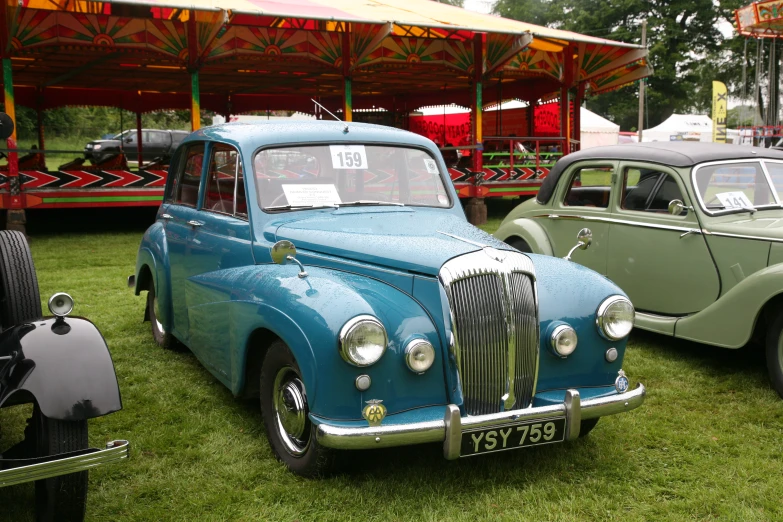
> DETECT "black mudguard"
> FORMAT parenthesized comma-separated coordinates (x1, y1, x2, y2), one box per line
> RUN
(0, 317, 122, 421)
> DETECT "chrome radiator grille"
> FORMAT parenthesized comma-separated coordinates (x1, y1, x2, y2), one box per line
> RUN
(440, 248, 539, 416)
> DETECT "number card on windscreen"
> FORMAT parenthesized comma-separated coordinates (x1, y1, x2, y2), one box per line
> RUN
(330, 145, 368, 169)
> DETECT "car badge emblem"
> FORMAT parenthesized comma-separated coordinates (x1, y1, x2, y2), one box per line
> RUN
(615, 369, 629, 393)
(483, 246, 506, 262)
(362, 399, 387, 427)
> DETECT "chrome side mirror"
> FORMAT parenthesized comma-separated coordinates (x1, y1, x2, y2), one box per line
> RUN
(668, 199, 685, 216)
(564, 228, 592, 262)
(271, 240, 308, 278)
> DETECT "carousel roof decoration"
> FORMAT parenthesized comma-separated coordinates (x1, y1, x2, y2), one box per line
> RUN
(736, 1, 783, 38)
(5, 0, 651, 113)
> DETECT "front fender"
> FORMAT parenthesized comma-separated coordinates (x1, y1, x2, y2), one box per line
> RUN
(224, 264, 448, 420)
(494, 218, 554, 256)
(674, 263, 783, 348)
(0, 317, 122, 420)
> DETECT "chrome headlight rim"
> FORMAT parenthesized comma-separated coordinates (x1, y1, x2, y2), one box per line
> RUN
(596, 295, 635, 341)
(404, 338, 436, 374)
(338, 314, 388, 367)
(550, 324, 578, 358)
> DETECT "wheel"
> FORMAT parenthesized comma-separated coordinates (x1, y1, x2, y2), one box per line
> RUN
(147, 281, 177, 350)
(0, 230, 42, 329)
(765, 310, 783, 398)
(579, 418, 600, 438)
(505, 236, 532, 253)
(260, 340, 335, 477)
(33, 404, 89, 522)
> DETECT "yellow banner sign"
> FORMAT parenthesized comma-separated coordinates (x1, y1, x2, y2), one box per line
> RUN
(712, 81, 727, 143)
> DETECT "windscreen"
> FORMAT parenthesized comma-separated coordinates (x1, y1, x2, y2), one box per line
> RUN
(693, 161, 779, 213)
(253, 144, 451, 210)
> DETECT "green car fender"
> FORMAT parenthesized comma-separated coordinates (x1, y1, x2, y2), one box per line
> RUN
(494, 218, 554, 256)
(675, 262, 783, 348)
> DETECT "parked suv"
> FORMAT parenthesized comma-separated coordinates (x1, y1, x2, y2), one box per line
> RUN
(84, 129, 188, 164)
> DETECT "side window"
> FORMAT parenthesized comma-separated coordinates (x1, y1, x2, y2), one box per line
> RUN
(563, 166, 613, 208)
(622, 167, 685, 213)
(205, 143, 246, 218)
(172, 143, 204, 207)
(149, 131, 167, 144)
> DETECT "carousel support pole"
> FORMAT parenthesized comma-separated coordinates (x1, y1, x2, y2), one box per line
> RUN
(465, 32, 486, 226)
(560, 45, 574, 156)
(574, 82, 584, 151)
(136, 112, 143, 168)
(3, 57, 23, 233)
(36, 101, 45, 150)
(190, 71, 201, 131)
(342, 30, 352, 122)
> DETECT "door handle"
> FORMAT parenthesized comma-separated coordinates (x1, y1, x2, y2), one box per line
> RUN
(679, 229, 701, 239)
(161, 213, 173, 220)
(187, 220, 204, 227)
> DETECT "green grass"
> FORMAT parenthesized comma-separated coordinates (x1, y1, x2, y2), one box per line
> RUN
(1, 203, 783, 521)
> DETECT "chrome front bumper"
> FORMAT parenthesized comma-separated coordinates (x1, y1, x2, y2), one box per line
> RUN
(316, 384, 645, 460)
(0, 440, 129, 488)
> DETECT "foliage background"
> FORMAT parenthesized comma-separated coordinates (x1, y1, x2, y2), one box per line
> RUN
(494, 0, 778, 130)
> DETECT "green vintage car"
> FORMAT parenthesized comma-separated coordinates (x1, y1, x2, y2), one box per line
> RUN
(494, 142, 783, 397)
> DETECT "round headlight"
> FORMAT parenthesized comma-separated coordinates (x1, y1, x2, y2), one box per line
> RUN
(48, 292, 74, 317)
(551, 324, 578, 357)
(339, 315, 387, 367)
(597, 296, 635, 341)
(405, 339, 435, 373)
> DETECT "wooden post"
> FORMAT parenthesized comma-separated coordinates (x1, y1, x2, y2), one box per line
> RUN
(36, 95, 45, 150)
(574, 82, 584, 151)
(136, 112, 143, 167)
(560, 46, 574, 155)
(342, 30, 352, 122)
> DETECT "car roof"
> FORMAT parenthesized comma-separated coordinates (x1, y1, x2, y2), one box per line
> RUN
(536, 142, 783, 204)
(183, 120, 437, 150)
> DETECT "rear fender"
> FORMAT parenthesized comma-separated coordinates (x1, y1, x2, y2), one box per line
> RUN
(494, 218, 554, 256)
(674, 263, 783, 348)
(0, 317, 122, 420)
(134, 222, 171, 331)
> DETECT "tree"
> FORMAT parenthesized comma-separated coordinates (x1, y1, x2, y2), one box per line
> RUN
(494, 0, 727, 130)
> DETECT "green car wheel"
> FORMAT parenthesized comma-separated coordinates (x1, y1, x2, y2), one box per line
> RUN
(766, 311, 783, 399)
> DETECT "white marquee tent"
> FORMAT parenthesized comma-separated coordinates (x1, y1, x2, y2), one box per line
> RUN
(642, 114, 713, 142)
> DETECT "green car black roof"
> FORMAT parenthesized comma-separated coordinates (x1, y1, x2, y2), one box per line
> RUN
(536, 142, 783, 204)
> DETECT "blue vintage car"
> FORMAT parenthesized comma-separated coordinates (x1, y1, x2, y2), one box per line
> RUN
(130, 121, 646, 476)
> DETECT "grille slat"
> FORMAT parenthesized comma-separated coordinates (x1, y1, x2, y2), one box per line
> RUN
(441, 250, 539, 417)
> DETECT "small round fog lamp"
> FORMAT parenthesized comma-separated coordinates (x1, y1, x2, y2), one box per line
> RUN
(48, 292, 74, 317)
(551, 325, 578, 357)
(405, 339, 435, 373)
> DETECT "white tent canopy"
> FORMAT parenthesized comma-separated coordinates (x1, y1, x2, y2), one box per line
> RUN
(642, 114, 713, 143)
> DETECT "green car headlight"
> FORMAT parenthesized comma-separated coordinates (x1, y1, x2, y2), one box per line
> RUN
(338, 315, 387, 367)
(597, 296, 635, 341)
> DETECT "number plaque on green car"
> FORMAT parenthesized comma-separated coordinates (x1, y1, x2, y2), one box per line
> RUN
(494, 142, 783, 399)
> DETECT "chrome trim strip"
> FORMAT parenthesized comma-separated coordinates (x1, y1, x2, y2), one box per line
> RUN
(703, 230, 783, 244)
(315, 384, 646, 452)
(535, 213, 699, 233)
(0, 440, 129, 488)
(691, 158, 783, 216)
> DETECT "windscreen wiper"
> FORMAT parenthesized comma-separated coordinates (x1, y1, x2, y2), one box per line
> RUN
(337, 200, 405, 207)
(265, 203, 338, 211)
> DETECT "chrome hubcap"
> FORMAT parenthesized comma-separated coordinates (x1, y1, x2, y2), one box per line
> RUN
(273, 367, 309, 456)
(153, 296, 164, 335)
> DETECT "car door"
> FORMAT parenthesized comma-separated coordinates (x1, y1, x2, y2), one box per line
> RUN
(183, 143, 254, 381)
(606, 163, 720, 315)
(164, 141, 206, 342)
(542, 161, 617, 275)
